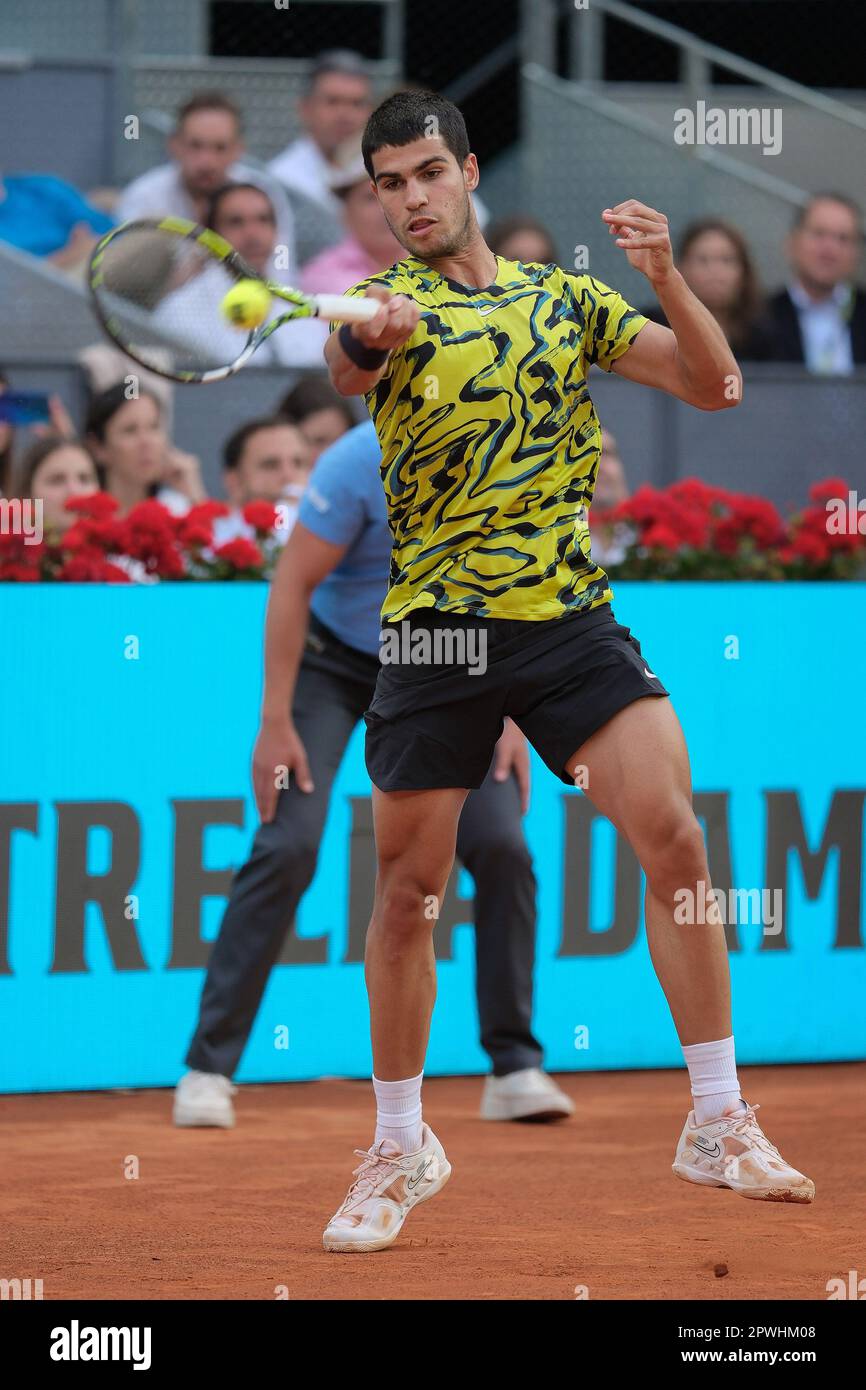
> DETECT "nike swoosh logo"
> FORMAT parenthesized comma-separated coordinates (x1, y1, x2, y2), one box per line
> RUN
(406, 1157, 434, 1191)
(691, 1139, 722, 1159)
(644, 667, 658, 680)
(479, 305, 497, 316)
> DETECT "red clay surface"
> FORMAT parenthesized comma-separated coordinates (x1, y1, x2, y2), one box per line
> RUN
(1, 1063, 863, 1301)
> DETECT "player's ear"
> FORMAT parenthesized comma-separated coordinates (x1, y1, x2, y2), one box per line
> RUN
(463, 154, 480, 193)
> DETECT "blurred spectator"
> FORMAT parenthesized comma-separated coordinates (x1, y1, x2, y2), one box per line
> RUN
(488, 216, 558, 266)
(269, 51, 373, 218)
(298, 143, 404, 348)
(761, 193, 866, 372)
(16, 435, 99, 535)
(643, 220, 771, 360)
(213, 416, 312, 545)
(0, 370, 14, 495)
(116, 91, 297, 277)
(85, 384, 205, 516)
(155, 183, 324, 368)
(0, 169, 112, 268)
(590, 428, 632, 568)
(278, 377, 356, 464)
(78, 344, 175, 428)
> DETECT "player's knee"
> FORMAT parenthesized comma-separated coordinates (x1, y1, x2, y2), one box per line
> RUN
(375, 877, 438, 943)
(641, 808, 707, 901)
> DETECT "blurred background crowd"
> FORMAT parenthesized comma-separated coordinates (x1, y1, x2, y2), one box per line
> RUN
(1, 0, 864, 566)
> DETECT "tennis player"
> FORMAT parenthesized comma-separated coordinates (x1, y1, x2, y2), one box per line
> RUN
(321, 90, 815, 1252)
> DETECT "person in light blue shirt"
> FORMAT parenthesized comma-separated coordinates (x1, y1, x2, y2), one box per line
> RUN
(176, 420, 574, 1130)
(0, 173, 113, 261)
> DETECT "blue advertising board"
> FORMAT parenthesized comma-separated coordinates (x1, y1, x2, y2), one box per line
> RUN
(1, 583, 864, 1093)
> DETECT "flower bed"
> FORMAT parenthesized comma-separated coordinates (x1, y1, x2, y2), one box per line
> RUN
(0, 496, 281, 582)
(592, 478, 866, 580)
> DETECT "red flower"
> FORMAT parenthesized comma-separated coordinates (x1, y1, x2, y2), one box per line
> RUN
(242, 500, 280, 533)
(214, 538, 264, 570)
(180, 500, 231, 525)
(56, 551, 132, 582)
(808, 477, 851, 505)
(64, 491, 119, 520)
(175, 516, 216, 549)
(711, 496, 785, 554)
(0, 561, 43, 581)
(642, 522, 681, 551)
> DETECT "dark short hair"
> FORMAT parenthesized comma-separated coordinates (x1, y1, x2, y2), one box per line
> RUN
(205, 182, 276, 233)
(277, 376, 355, 428)
(85, 383, 162, 442)
(362, 89, 470, 179)
(307, 48, 371, 95)
(223, 415, 299, 472)
(793, 192, 863, 233)
(177, 90, 243, 135)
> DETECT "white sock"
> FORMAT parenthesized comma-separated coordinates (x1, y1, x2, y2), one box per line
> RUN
(682, 1036, 743, 1125)
(373, 1072, 423, 1153)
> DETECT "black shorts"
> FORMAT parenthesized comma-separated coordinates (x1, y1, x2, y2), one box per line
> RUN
(364, 602, 669, 792)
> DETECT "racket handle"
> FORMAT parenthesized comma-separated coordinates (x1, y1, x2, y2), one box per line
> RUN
(314, 294, 381, 324)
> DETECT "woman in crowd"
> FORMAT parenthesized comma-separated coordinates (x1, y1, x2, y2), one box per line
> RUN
(278, 377, 356, 465)
(16, 434, 99, 534)
(642, 219, 772, 360)
(487, 215, 558, 266)
(85, 384, 206, 515)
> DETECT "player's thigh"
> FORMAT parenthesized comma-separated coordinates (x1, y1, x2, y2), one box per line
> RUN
(566, 696, 695, 848)
(373, 785, 468, 894)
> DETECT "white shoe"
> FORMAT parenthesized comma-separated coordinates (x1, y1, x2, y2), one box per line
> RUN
(323, 1123, 451, 1253)
(173, 1070, 236, 1128)
(672, 1100, 815, 1203)
(480, 1068, 575, 1122)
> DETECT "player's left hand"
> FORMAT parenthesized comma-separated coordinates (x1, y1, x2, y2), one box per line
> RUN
(602, 201, 674, 286)
(493, 717, 531, 815)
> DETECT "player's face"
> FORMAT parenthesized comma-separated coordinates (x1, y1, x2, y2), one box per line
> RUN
(302, 74, 372, 156)
(213, 191, 277, 273)
(790, 200, 862, 293)
(232, 425, 312, 505)
(370, 136, 476, 259)
(172, 111, 243, 197)
(30, 446, 99, 532)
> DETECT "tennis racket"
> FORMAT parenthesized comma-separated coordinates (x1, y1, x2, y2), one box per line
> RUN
(87, 216, 379, 384)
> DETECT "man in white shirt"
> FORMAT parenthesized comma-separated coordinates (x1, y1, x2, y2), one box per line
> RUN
(764, 193, 866, 373)
(154, 183, 324, 368)
(268, 50, 373, 219)
(213, 415, 312, 547)
(117, 90, 298, 281)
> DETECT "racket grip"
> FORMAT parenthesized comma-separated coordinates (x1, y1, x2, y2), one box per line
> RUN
(315, 294, 381, 324)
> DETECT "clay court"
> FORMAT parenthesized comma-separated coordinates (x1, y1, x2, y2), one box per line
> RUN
(3, 1062, 862, 1301)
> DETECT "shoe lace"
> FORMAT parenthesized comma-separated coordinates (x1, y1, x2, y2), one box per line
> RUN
(727, 1104, 782, 1159)
(340, 1148, 403, 1209)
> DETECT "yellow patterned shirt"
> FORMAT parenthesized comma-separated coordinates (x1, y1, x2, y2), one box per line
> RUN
(332, 256, 647, 621)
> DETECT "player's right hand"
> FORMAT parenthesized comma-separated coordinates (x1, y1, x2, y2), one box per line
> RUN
(253, 716, 313, 822)
(351, 285, 419, 352)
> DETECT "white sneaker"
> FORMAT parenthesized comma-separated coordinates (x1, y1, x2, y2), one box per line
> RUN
(173, 1070, 236, 1128)
(480, 1068, 575, 1122)
(323, 1123, 451, 1253)
(672, 1100, 815, 1203)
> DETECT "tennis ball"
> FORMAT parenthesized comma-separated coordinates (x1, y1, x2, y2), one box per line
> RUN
(221, 279, 271, 330)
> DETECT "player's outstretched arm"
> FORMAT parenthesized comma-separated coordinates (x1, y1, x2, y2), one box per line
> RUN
(324, 285, 419, 397)
(603, 200, 743, 411)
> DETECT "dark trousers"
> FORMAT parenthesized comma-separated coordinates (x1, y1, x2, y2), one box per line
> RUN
(185, 617, 542, 1079)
